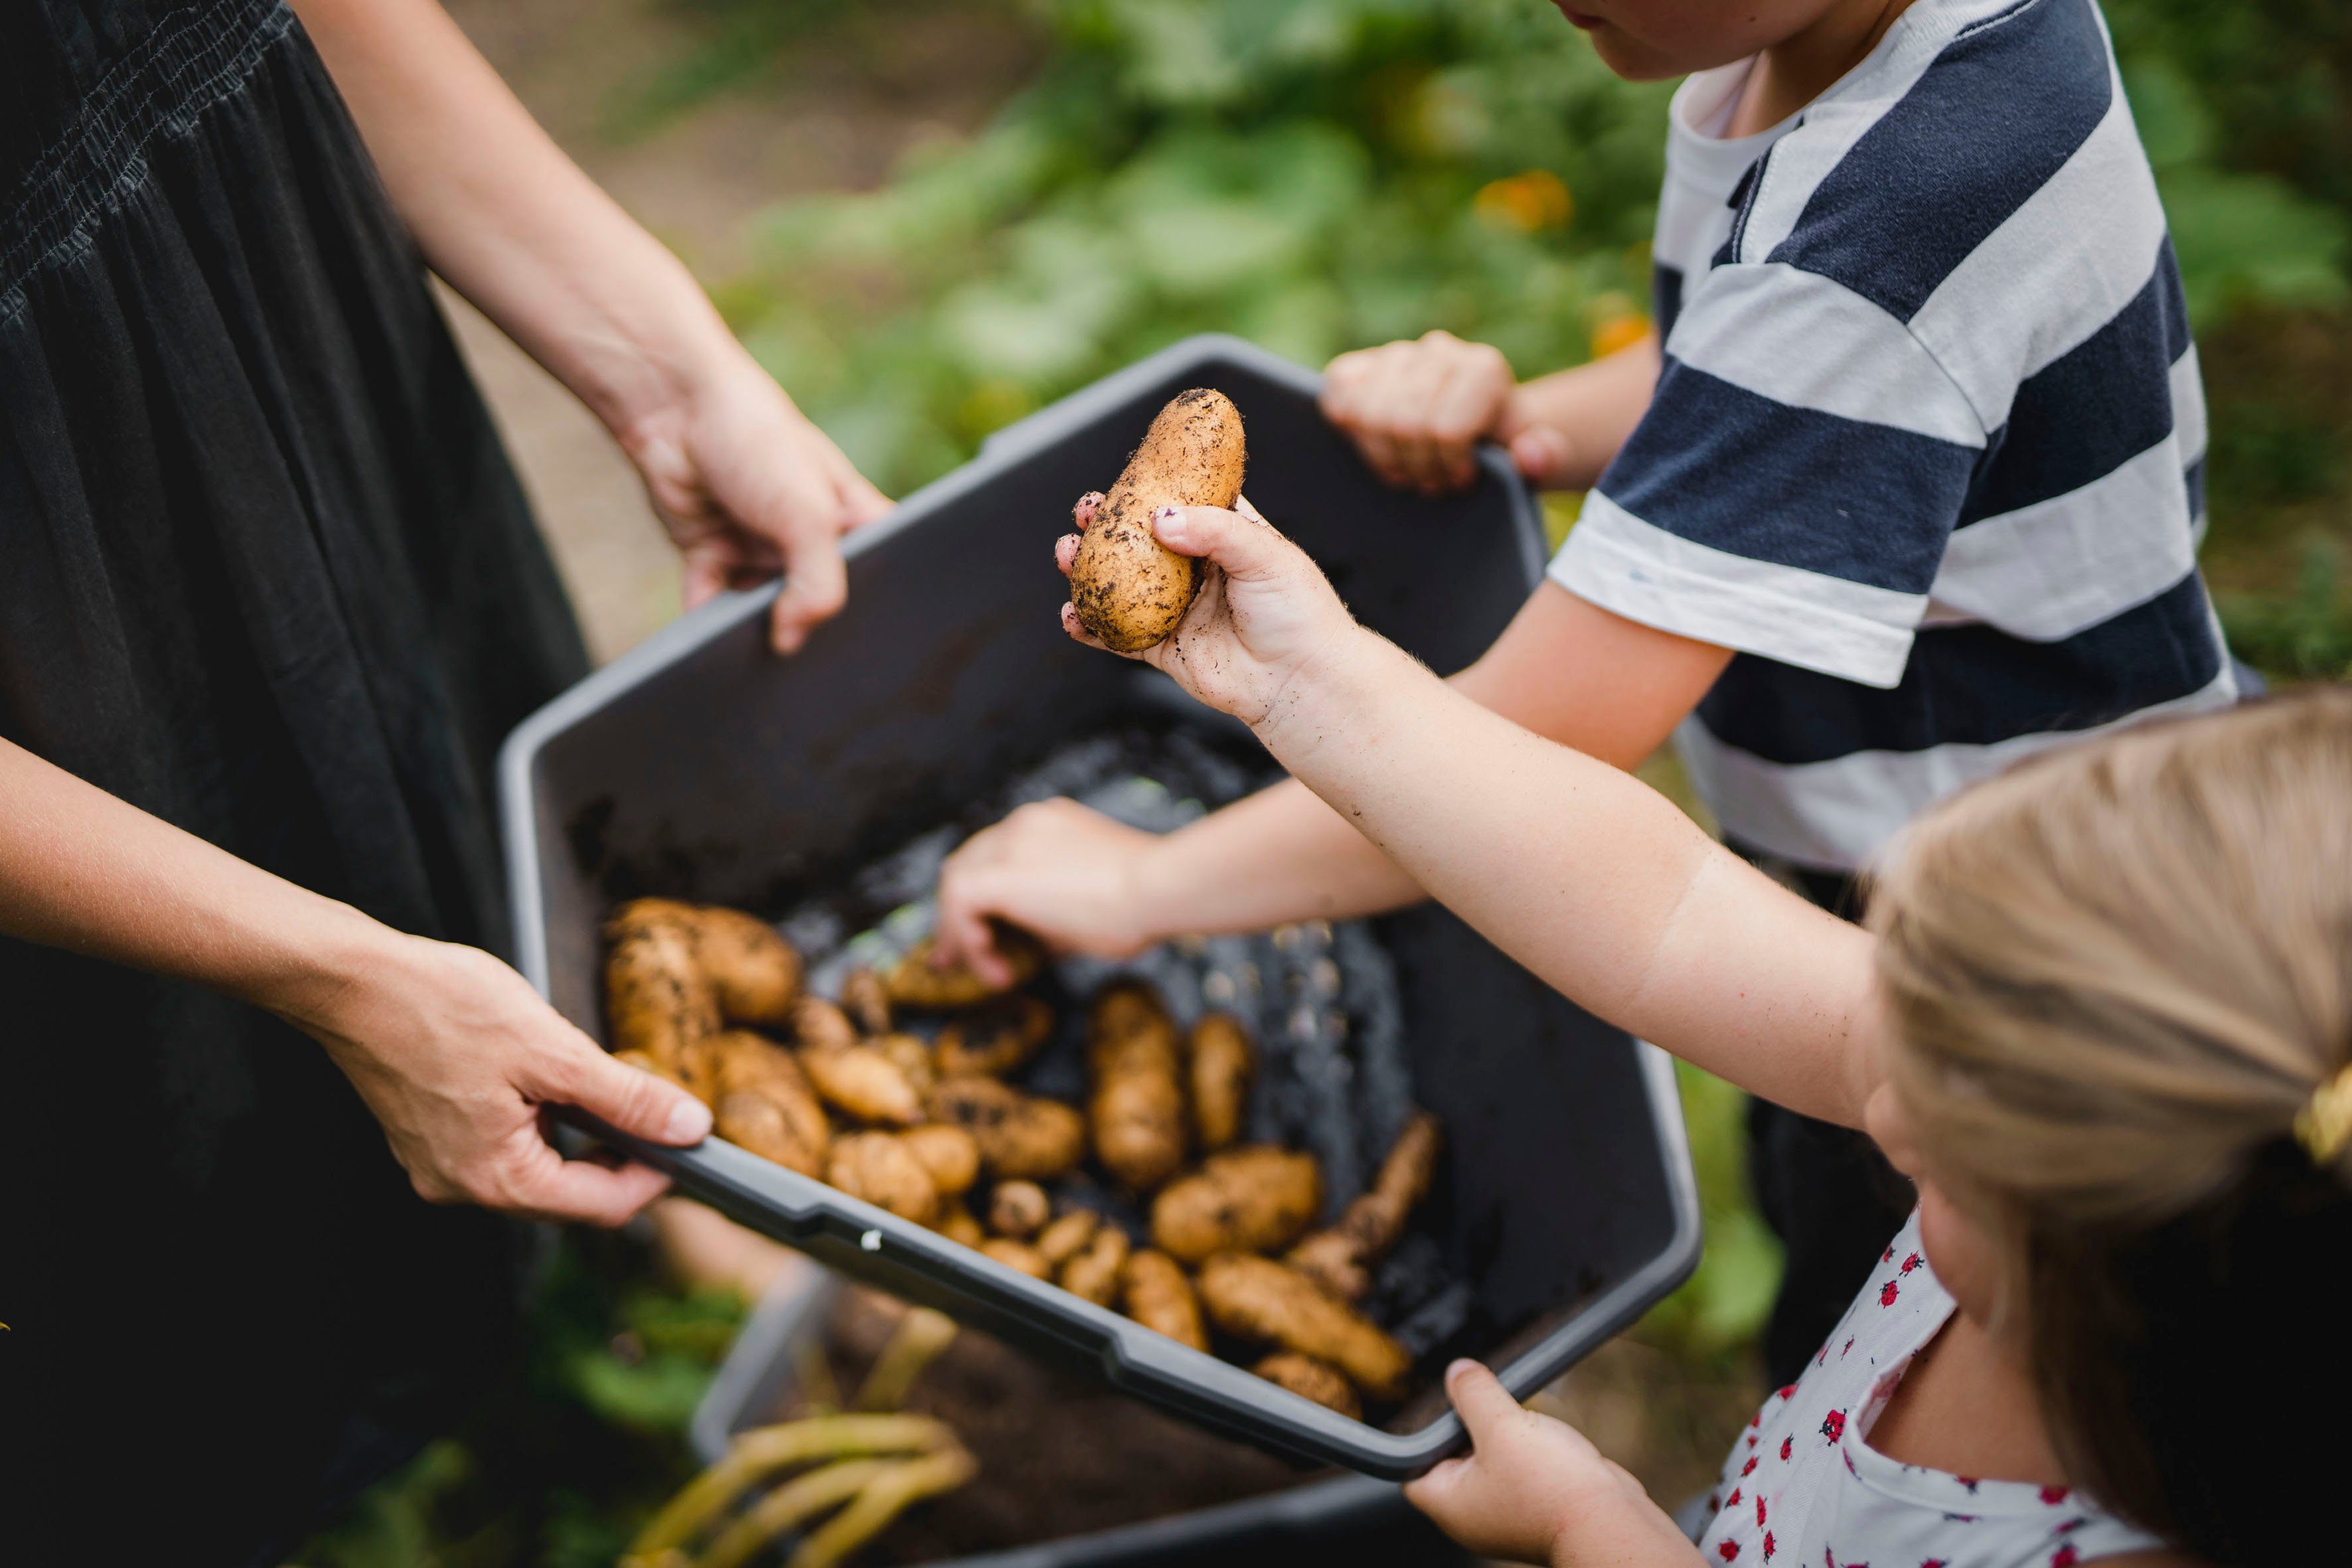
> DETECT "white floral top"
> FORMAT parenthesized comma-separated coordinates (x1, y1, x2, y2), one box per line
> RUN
(1694, 1211, 2167, 1568)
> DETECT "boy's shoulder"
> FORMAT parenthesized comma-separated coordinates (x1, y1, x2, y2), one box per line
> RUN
(1728, 0, 2152, 327)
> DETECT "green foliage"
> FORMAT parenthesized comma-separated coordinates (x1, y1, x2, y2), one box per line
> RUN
(1636, 1061, 1784, 1361)
(2219, 536, 2352, 680)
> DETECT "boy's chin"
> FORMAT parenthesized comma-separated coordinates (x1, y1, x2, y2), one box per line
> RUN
(1573, 22, 1695, 82)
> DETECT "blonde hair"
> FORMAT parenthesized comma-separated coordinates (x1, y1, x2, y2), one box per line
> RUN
(1867, 684, 2352, 1563)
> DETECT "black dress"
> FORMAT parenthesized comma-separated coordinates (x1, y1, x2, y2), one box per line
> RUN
(1, 2, 593, 1560)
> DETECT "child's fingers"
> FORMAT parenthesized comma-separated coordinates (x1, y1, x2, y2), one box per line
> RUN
(1400, 1453, 1470, 1518)
(1058, 601, 1141, 659)
(1233, 492, 1270, 526)
(1150, 505, 1300, 584)
(1056, 532, 1081, 577)
(1071, 490, 1105, 531)
(1442, 1358, 1524, 1444)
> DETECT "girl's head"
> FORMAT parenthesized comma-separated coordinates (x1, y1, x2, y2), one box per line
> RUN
(1865, 686, 2352, 1566)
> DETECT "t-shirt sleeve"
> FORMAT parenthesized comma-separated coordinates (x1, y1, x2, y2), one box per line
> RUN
(1552, 260, 1988, 689)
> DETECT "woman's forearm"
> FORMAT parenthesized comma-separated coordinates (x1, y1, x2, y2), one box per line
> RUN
(293, 0, 736, 436)
(0, 739, 385, 1026)
(1506, 333, 1661, 492)
(1253, 632, 1881, 1125)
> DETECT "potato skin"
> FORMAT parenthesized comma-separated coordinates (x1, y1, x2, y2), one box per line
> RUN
(681, 904, 802, 1026)
(1087, 980, 1188, 1191)
(1197, 1254, 1411, 1399)
(901, 1124, 982, 1198)
(839, 967, 892, 1035)
(705, 1031, 831, 1176)
(979, 1237, 1052, 1279)
(987, 1180, 1051, 1239)
(935, 996, 1055, 1078)
(826, 1131, 941, 1225)
(800, 1042, 924, 1126)
(1150, 1146, 1322, 1263)
(1287, 1110, 1442, 1300)
(1251, 1352, 1360, 1419)
(1122, 1249, 1209, 1352)
(1187, 1012, 1255, 1151)
(1059, 1225, 1131, 1308)
(884, 929, 1044, 1010)
(935, 1200, 986, 1249)
(1034, 1209, 1101, 1269)
(925, 1078, 1087, 1181)
(603, 914, 719, 1065)
(1068, 388, 1247, 652)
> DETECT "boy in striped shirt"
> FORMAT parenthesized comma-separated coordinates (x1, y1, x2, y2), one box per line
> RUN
(935, 0, 2233, 1385)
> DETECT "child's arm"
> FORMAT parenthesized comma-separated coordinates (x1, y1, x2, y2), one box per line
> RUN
(934, 580, 1729, 969)
(1059, 502, 1883, 1130)
(1321, 330, 1662, 494)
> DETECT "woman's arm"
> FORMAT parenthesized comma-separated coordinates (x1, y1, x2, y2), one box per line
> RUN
(291, 0, 889, 652)
(936, 581, 1729, 964)
(0, 738, 710, 1222)
(1056, 505, 1884, 1128)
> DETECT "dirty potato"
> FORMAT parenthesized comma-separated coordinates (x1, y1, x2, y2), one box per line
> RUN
(800, 1044, 924, 1126)
(1250, 1352, 1361, 1419)
(1150, 1146, 1322, 1263)
(839, 966, 892, 1035)
(934, 996, 1056, 1078)
(987, 1180, 1051, 1239)
(1287, 1110, 1442, 1300)
(876, 1032, 939, 1097)
(1087, 979, 1188, 1190)
(603, 912, 718, 1065)
(883, 927, 1044, 1010)
(979, 1237, 1052, 1279)
(705, 1031, 830, 1175)
(1067, 388, 1247, 652)
(925, 1077, 1087, 1181)
(680, 904, 801, 1026)
(1197, 1254, 1411, 1399)
(1034, 1209, 1101, 1270)
(1059, 1225, 1131, 1308)
(935, 1200, 986, 1249)
(1186, 1012, 1255, 1151)
(826, 1131, 941, 1225)
(900, 1124, 982, 1198)
(1121, 1249, 1209, 1352)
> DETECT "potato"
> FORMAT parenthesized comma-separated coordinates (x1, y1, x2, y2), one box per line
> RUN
(1059, 1225, 1131, 1308)
(1034, 1209, 1101, 1270)
(987, 1180, 1051, 1239)
(1197, 1254, 1411, 1399)
(876, 1032, 939, 1097)
(790, 994, 860, 1054)
(883, 928, 1044, 1011)
(1187, 1011, 1254, 1151)
(979, 1237, 1052, 1279)
(1087, 979, 1188, 1190)
(935, 1200, 986, 1249)
(706, 1031, 831, 1176)
(826, 1131, 941, 1225)
(839, 966, 892, 1035)
(901, 1124, 982, 1198)
(680, 904, 801, 1026)
(1150, 1146, 1322, 1263)
(800, 1043, 924, 1125)
(1286, 1110, 1443, 1300)
(935, 996, 1055, 1078)
(1250, 1352, 1360, 1419)
(1067, 388, 1247, 652)
(1121, 1249, 1208, 1352)
(925, 1077, 1087, 1181)
(603, 914, 718, 1064)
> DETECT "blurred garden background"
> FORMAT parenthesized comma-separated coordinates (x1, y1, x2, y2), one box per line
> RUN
(303, 0, 2349, 1561)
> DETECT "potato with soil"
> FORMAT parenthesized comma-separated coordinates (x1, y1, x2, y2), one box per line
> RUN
(979, 1237, 1052, 1279)
(1086, 979, 1188, 1190)
(1197, 1254, 1411, 1399)
(935, 996, 1055, 1078)
(706, 1030, 830, 1176)
(927, 1077, 1087, 1182)
(1121, 1249, 1208, 1352)
(603, 912, 718, 1066)
(1067, 388, 1247, 652)
(794, 996, 924, 1125)
(987, 1180, 1051, 1239)
(1287, 1109, 1442, 1300)
(885, 927, 1044, 1010)
(1250, 1352, 1360, 1419)
(1186, 1012, 1254, 1151)
(1034, 1209, 1101, 1270)
(1058, 1225, 1131, 1308)
(678, 903, 802, 1026)
(839, 966, 892, 1035)
(901, 1124, 982, 1198)
(1150, 1146, 1322, 1263)
(826, 1131, 941, 1225)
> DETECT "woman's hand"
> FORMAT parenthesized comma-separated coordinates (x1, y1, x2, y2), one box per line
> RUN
(1058, 491, 1362, 728)
(1322, 331, 1573, 495)
(933, 798, 1165, 984)
(1405, 1361, 1704, 1566)
(289, 929, 713, 1227)
(621, 353, 893, 655)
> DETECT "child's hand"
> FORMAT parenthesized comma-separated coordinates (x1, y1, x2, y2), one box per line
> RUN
(1321, 331, 1572, 495)
(1057, 490, 1360, 729)
(1405, 1360, 1705, 1567)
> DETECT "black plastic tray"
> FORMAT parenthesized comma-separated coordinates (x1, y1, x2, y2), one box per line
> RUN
(497, 334, 1701, 1478)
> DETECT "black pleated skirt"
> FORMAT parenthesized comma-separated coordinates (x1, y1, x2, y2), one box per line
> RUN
(1, 3, 593, 1560)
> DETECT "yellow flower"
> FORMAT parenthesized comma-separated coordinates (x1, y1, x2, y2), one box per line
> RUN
(1590, 311, 1654, 359)
(1472, 170, 1573, 234)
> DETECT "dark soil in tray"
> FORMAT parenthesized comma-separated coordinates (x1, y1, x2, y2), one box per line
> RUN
(778, 1290, 1317, 1562)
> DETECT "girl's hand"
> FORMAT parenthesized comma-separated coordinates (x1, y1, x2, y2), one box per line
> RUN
(1057, 490, 1361, 728)
(1405, 1360, 1704, 1567)
(1322, 331, 1573, 495)
(290, 929, 713, 1227)
(621, 354, 893, 654)
(934, 798, 1164, 985)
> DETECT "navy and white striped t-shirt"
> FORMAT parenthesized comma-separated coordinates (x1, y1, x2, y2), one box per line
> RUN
(1552, 0, 2234, 871)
